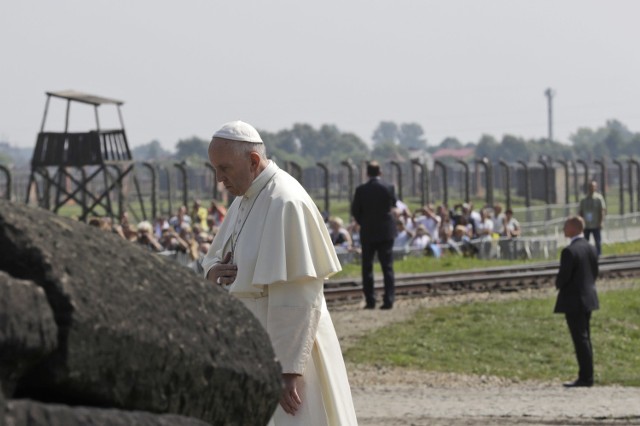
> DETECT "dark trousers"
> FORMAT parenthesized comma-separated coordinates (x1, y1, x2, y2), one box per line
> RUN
(565, 311, 594, 383)
(361, 239, 395, 306)
(584, 228, 602, 256)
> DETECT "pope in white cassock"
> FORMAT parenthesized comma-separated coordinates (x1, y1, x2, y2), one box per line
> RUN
(202, 121, 358, 425)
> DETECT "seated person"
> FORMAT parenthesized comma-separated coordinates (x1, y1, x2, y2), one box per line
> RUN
(504, 209, 521, 237)
(208, 200, 226, 226)
(136, 221, 164, 252)
(393, 219, 414, 249)
(346, 220, 362, 253)
(438, 210, 454, 244)
(191, 200, 210, 231)
(328, 216, 352, 251)
(408, 224, 431, 250)
(476, 208, 494, 239)
(179, 224, 200, 261)
(451, 224, 476, 256)
(159, 227, 191, 253)
(169, 205, 192, 233)
(414, 204, 441, 240)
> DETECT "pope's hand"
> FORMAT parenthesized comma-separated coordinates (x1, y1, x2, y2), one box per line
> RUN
(207, 252, 237, 286)
(280, 374, 302, 415)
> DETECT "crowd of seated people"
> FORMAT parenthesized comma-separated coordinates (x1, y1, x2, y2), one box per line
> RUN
(388, 201, 522, 258)
(322, 200, 523, 262)
(88, 200, 225, 267)
(87, 198, 523, 270)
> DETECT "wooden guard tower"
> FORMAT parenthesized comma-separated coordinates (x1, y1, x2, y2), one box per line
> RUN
(26, 90, 137, 221)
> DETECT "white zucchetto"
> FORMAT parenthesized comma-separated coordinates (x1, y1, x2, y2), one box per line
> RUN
(212, 120, 263, 143)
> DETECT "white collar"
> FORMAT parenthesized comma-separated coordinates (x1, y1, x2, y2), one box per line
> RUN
(243, 160, 278, 199)
(570, 234, 584, 244)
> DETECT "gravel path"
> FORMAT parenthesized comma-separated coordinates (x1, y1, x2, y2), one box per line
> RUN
(329, 279, 640, 425)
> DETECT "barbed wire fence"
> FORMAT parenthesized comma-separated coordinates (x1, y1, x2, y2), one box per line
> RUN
(2, 157, 639, 260)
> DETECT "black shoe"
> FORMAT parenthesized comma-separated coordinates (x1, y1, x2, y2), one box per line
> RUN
(363, 304, 375, 310)
(380, 303, 393, 310)
(563, 379, 593, 388)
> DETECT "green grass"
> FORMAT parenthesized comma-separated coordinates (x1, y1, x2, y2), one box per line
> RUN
(602, 240, 640, 256)
(334, 254, 523, 279)
(344, 283, 640, 386)
(332, 239, 640, 280)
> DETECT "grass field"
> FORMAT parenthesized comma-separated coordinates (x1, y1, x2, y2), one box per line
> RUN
(344, 282, 640, 386)
(341, 240, 640, 386)
(332, 240, 640, 279)
(334, 254, 525, 279)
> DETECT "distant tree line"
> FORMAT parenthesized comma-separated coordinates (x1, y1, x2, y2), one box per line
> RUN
(131, 119, 640, 167)
(470, 120, 640, 163)
(2, 119, 639, 169)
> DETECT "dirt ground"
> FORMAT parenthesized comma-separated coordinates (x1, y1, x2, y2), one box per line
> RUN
(329, 279, 640, 426)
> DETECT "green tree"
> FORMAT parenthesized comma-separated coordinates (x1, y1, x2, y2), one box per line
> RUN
(500, 135, 530, 162)
(336, 132, 370, 164)
(475, 134, 499, 160)
(175, 136, 209, 161)
(372, 121, 399, 146)
(132, 140, 171, 161)
(439, 137, 463, 149)
(569, 127, 604, 147)
(260, 128, 305, 165)
(261, 123, 369, 168)
(623, 134, 640, 158)
(605, 119, 633, 142)
(371, 141, 408, 162)
(271, 129, 300, 154)
(398, 123, 427, 150)
(313, 124, 369, 165)
(603, 129, 625, 158)
(292, 123, 322, 159)
(569, 127, 599, 160)
(0, 142, 31, 167)
(529, 138, 574, 161)
(569, 120, 635, 161)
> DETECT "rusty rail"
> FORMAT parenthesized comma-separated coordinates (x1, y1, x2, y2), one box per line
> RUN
(324, 255, 640, 305)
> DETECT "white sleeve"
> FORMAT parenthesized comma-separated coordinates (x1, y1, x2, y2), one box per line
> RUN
(267, 278, 323, 374)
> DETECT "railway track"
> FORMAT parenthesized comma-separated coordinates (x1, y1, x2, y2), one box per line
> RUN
(324, 254, 640, 305)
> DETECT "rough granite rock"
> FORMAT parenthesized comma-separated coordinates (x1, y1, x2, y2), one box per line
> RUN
(0, 272, 58, 396)
(0, 200, 281, 426)
(6, 399, 211, 426)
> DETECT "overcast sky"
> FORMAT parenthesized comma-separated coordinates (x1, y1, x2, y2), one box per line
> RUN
(2, 1, 639, 151)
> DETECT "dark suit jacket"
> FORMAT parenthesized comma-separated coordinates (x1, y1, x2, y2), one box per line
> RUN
(554, 237, 599, 313)
(351, 177, 397, 244)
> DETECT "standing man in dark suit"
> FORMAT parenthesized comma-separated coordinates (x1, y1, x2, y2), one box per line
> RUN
(554, 215, 599, 387)
(351, 161, 397, 310)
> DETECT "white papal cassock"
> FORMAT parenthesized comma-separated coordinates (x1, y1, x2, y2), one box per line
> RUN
(202, 161, 358, 426)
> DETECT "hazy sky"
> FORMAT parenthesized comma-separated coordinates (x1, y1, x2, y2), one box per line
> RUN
(2, 1, 639, 150)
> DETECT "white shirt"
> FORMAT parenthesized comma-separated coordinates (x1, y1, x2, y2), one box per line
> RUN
(415, 214, 440, 238)
(477, 218, 494, 238)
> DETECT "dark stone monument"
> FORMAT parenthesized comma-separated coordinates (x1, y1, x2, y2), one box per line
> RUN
(0, 272, 58, 396)
(0, 200, 281, 425)
(6, 400, 211, 426)
(1, 387, 4, 426)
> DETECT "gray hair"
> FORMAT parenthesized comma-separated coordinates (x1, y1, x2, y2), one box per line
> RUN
(237, 141, 267, 159)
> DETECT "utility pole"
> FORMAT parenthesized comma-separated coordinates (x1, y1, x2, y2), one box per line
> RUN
(544, 88, 555, 143)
